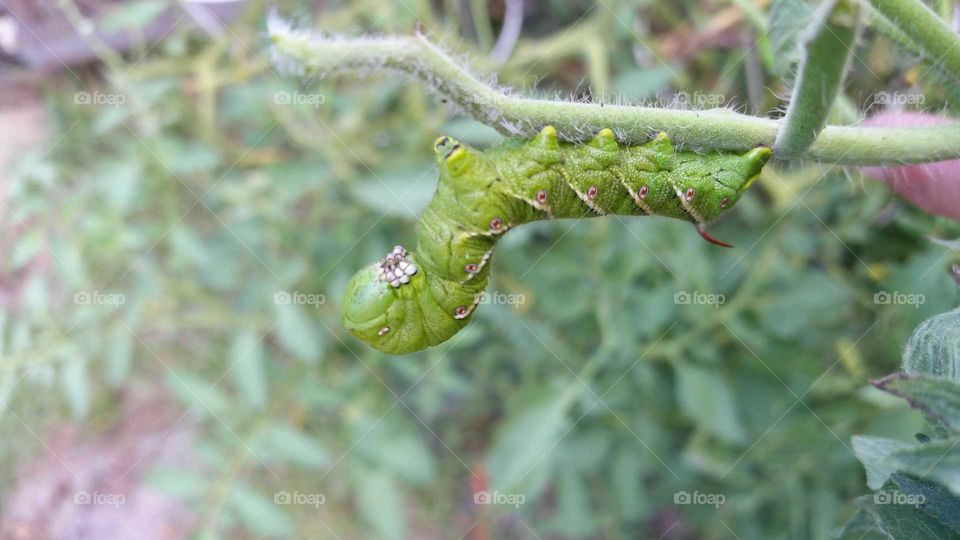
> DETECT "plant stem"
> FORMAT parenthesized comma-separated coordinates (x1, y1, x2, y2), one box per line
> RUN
(269, 22, 960, 165)
(869, 0, 960, 84)
(774, 0, 861, 159)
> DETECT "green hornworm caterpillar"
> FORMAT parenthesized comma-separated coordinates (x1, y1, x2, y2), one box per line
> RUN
(342, 127, 771, 355)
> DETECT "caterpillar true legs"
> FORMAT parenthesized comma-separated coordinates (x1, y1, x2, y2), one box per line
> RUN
(342, 127, 772, 354)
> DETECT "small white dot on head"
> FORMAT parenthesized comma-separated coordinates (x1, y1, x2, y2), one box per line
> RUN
(378, 326, 390, 336)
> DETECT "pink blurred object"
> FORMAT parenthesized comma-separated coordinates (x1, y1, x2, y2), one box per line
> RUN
(862, 112, 960, 222)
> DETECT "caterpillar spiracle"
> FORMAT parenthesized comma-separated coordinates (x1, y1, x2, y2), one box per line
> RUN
(342, 126, 772, 355)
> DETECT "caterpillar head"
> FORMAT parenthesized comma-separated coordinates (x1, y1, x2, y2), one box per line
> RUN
(674, 146, 772, 222)
(342, 245, 481, 355)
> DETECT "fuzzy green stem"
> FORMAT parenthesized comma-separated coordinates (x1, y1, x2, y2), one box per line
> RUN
(269, 22, 960, 165)
(869, 0, 960, 83)
(866, 3, 923, 57)
(774, 0, 862, 159)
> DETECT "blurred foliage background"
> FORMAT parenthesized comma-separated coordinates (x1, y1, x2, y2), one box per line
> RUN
(2, 0, 960, 538)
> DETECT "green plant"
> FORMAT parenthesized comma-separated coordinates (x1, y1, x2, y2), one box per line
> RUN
(843, 308, 960, 539)
(3, 0, 960, 538)
(268, 4, 960, 164)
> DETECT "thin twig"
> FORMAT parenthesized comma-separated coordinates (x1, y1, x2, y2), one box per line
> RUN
(490, 0, 523, 65)
(870, 0, 960, 84)
(269, 19, 960, 165)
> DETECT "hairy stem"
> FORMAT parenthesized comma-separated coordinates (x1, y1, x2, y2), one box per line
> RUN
(869, 0, 960, 84)
(774, 0, 861, 159)
(269, 20, 960, 165)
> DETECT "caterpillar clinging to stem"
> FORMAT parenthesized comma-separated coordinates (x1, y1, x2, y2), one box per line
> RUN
(342, 126, 772, 355)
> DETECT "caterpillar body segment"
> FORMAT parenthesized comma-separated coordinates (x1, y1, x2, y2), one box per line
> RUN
(342, 127, 772, 354)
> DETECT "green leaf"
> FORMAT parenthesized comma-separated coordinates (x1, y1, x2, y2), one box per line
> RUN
(230, 328, 267, 410)
(874, 374, 960, 432)
(850, 481, 957, 540)
(106, 325, 134, 388)
(12, 233, 41, 269)
(151, 137, 221, 176)
(367, 432, 435, 485)
(146, 467, 207, 499)
(852, 435, 918, 490)
(60, 356, 90, 419)
(273, 302, 322, 363)
(904, 308, 960, 381)
(767, 0, 814, 71)
(355, 469, 405, 540)
(675, 363, 747, 445)
(892, 473, 960, 532)
(227, 481, 294, 537)
(487, 387, 573, 496)
(611, 66, 676, 100)
(349, 165, 438, 218)
(549, 466, 596, 537)
(837, 507, 890, 539)
(258, 424, 330, 469)
(610, 446, 650, 520)
(101, 0, 169, 33)
(96, 158, 142, 213)
(758, 271, 851, 341)
(887, 437, 960, 495)
(165, 370, 231, 416)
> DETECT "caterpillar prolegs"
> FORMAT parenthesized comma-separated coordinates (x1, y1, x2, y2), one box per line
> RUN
(342, 127, 772, 354)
